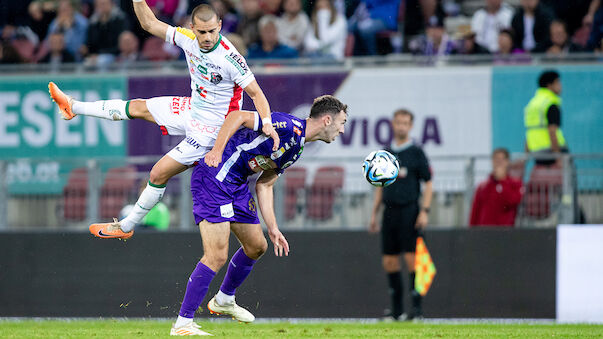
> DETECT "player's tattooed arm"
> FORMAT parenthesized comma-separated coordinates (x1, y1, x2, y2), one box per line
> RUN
(256, 170, 289, 257)
(132, 0, 169, 39)
(244, 80, 279, 151)
(204, 110, 256, 167)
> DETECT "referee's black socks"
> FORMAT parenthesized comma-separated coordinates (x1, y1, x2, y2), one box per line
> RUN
(409, 271, 423, 317)
(387, 272, 403, 319)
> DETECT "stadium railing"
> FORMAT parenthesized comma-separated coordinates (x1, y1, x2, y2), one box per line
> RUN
(0, 153, 600, 230)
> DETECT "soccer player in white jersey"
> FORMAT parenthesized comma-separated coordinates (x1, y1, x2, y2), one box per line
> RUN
(48, 2, 279, 239)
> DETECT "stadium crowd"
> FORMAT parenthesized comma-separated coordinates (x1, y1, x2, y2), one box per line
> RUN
(1, 0, 602, 66)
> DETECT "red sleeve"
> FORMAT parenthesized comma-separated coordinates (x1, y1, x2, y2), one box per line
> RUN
(469, 184, 484, 226)
(501, 178, 523, 208)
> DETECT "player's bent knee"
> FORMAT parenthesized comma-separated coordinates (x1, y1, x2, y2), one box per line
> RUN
(149, 165, 170, 186)
(127, 99, 151, 120)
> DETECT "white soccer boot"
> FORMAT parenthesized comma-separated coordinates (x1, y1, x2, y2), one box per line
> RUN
(170, 322, 212, 336)
(207, 296, 255, 323)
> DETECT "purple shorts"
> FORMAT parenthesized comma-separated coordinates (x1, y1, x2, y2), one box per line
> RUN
(191, 164, 260, 225)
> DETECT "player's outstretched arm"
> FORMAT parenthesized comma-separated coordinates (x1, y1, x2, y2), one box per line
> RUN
(204, 110, 256, 167)
(256, 170, 289, 257)
(132, 0, 169, 39)
(243, 80, 279, 151)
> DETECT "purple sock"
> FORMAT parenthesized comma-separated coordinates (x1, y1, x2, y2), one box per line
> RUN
(219, 248, 257, 296)
(178, 262, 216, 318)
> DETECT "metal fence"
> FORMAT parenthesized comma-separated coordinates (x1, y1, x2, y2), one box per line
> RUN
(0, 153, 600, 231)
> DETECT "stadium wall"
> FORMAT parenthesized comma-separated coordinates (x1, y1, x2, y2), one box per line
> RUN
(0, 229, 555, 318)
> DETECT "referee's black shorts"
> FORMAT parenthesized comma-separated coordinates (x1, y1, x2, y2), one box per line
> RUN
(381, 203, 419, 255)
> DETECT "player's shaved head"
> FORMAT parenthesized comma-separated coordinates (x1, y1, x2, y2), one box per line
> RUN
(191, 4, 219, 24)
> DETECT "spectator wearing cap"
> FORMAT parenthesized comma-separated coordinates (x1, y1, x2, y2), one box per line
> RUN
(47, 0, 88, 60)
(470, 148, 523, 227)
(408, 15, 455, 56)
(276, 0, 310, 51)
(303, 0, 347, 60)
(348, 0, 401, 55)
(471, 0, 514, 53)
(511, 0, 555, 52)
(83, 0, 129, 68)
(247, 15, 298, 59)
(545, 20, 583, 55)
(39, 31, 75, 65)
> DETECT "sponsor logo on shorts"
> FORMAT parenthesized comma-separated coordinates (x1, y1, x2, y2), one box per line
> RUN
(185, 136, 201, 149)
(171, 97, 191, 115)
(220, 203, 234, 218)
(248, 198, 256, 213)
(210, 72, 223, 85)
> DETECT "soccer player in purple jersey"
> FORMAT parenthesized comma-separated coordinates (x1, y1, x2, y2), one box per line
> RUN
(170, 95, 347, 335)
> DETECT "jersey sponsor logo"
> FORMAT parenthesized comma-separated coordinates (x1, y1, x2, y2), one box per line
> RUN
(225, 52, 249, 75)
(185, 50, 202, 63)
(185, 136, 202, 149)
(195, 84, 208, 98)
(293, 126, 301, 136)
(292, 119, 302, 127)
(220, 203, 235, 218)
(206, 62, 222, 70)
(210, 72, 223, 85)
(197, 64, 208, 75)
(272, 121, 287, 129)
(270, 136, 298, 160)
(248, 155, 274, 171)
(281, 160, 294, 170)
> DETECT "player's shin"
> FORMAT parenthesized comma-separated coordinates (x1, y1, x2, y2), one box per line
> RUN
(175, 262, 217, 328)
(120, 181, 166, 232)
(216, 248, 257, 305)
(72, 99, 131, 120)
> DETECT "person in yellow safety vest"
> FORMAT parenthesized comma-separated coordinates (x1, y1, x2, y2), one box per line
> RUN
(524, 70, 568, 166)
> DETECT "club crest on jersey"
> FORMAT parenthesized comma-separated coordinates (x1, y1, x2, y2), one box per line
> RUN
(210, 72, 223, 85)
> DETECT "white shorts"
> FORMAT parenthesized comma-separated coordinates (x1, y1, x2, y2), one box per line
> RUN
(146, 96, 221, 166)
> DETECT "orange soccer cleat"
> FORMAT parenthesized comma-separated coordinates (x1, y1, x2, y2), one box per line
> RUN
(48, 81, 76, 120)
(89, 218, 133, 239)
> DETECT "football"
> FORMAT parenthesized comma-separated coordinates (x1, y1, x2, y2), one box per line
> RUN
(362, 150, 400, 187)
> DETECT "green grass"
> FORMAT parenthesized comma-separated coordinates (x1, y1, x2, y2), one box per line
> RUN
(1, 320, 602, 338)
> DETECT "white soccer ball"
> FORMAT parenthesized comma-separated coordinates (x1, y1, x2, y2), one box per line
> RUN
(362, 150, 400, 187)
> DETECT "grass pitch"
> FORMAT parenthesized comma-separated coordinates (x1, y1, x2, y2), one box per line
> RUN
(1, 319, 602, 338)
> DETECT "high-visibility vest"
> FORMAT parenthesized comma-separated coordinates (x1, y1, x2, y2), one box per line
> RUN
(524, 88, 566, 152)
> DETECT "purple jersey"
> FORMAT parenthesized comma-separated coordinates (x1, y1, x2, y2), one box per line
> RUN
(204, 111, 306, 184)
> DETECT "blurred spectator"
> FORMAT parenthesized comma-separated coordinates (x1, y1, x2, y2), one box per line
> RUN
(237, 0, 263, 46)
(545, 20, 583, 55)
(47, 0, 88, 60)
(28, 1, 57, 42)
(303, 0, 347, 59)
(39, 32, 75, 64)
(587, 0, 603, 51)
(261, 0, 283, 15)
(247, 15, 298, 59)
(276, 0, 310, 50)
(510, 0, 555, 52)
(494, 29, 530, 64)
(83, 0, 129, 68)
(115, 31, 141, 68)
(524, 70, 568, 166)
(0, 1, 31, 35)
(469, 148, 523, 227)
(225, 33, 248, 56)
(0, 41, 23, 64)
(409, 15, 455, 56)
(471, 0, 514, 53)
(404, 0, 446, 38)
(210, 0, 239, 33)
(145, 0, 181, 24)
(542, 0, 593, 36)
(456, 32, 490, 55)
(348, 0, 401, 55)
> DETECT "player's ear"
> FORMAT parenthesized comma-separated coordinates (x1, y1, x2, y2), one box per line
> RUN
(323, 114, 332, 126)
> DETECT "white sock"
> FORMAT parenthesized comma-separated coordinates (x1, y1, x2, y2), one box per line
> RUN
(120, 182, 166, 232)
(216, 290, 235, 306)
(174, 315, 193, 328)
(72, 99, 131, 120)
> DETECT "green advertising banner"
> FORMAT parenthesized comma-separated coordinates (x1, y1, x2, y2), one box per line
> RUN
(0, 75, 127, 193)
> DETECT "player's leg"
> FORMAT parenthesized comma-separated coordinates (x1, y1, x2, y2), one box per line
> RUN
(401, 203, 422, 319)
(172, 220, 230, 335)
(381, 204, 404, 320)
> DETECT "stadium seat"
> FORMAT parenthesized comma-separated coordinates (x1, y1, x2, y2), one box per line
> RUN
(306, 166, 344, 220)
(63, 168, 88, 221)
(521, 165, 563, 219)
(142, 37, 174, 61)
(100, 166, 139, 219)
(284, 167, 307, 220)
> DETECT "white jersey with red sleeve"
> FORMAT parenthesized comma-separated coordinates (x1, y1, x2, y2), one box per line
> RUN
(165, 26, 255, 126)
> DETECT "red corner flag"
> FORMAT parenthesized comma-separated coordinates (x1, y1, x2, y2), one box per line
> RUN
(415, 237, 436, 296)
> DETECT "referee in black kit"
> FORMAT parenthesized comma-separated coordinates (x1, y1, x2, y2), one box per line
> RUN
(369, 109, 433, 321)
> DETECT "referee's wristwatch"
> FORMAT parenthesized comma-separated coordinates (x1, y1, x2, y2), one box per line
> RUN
(421, 207, 431, 213)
